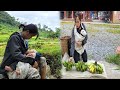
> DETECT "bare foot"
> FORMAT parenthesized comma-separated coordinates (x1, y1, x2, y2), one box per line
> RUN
(5, 66, 13, 72)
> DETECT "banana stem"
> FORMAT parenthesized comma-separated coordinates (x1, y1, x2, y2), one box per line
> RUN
(95, 61, 97, 65)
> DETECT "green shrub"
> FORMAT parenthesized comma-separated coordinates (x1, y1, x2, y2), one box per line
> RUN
(43, 52, 62, 78)
(105, 54, 120, 65)
(106, 29, 120, 34)
(29, 38, 62, 78)
(0, 44, 6, 56)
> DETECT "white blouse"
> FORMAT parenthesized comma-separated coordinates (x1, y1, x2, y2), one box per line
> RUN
(74, 24, 87, 55)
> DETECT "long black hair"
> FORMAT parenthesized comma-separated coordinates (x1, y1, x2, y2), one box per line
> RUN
(19, 24, 39, 40)
(73, 12, 83, 29)
(74, 12, 82, 22)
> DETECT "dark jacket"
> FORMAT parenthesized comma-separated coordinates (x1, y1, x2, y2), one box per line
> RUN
(69, 23, 88, 57)
(0, 32, 35, 75)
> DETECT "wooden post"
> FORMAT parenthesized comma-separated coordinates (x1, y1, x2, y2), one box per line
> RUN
(88, 11, 91, 20)
(64, 11, 67, 19)
(72, 11, 74, 19)
(83, 11, 85, 21)
(109, 11, 113, 23)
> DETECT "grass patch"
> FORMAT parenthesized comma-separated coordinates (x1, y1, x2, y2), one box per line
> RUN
(105, 54, 120, 66)
(106, 29, 120, 34)
(0, 23, 62, 78)
(60, 21, 74, 24)
(87, 28, 99, 33)
(89, 24, 120, 28)
(29, 38, 62, 78)
(0, 57, 3, 63)
(0, 45, 6, 56)
(0, 34, 10, 43)
(105, 54, 120, 70)
(0, 37, 62, 78)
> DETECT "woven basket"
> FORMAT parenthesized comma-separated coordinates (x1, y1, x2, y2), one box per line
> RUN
(60, 36, 71, 56)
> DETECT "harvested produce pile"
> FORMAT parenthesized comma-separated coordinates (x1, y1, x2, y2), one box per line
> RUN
(62, 61, 104, 74)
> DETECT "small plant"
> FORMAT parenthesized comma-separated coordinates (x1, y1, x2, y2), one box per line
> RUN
(43, 52, 62, 79)
(105, 54, 120, 65)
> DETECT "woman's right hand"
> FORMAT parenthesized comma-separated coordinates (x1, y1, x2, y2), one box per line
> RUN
(33, 61, 38, 69)
(69, 57, 74, 63)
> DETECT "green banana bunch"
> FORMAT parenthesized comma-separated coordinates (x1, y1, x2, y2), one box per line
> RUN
(75, 61, 88, 72)
(63, 61, 74, 71)
(96, 63, 104, 74)
(88, 61, 103, 74)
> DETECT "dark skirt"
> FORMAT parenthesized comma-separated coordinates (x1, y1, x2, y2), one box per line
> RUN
(73, 50, 87, 63)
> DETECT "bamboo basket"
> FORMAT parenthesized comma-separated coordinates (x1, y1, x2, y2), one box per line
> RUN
(60, 36, 71, 56)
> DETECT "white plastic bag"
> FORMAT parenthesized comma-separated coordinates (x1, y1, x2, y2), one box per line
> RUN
(62, 52, 75, 63)
(62, 52, 70, 63)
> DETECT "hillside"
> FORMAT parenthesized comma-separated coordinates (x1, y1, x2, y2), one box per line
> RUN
(0, 11, 20, 26)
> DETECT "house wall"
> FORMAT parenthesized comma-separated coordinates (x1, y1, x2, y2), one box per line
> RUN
(112, 11, 120, 23)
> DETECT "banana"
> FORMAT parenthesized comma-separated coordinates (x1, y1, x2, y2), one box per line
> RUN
(88, 61, 103, 74)
(75, 61, 88, 72)
(88, 63, 96, 73)
(63, 61, 74, 71)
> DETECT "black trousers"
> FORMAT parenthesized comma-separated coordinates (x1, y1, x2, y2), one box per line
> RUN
(74, 49, 87, 63)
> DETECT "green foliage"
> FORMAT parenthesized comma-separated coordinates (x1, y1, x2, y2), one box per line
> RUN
(37, 24, 61, 38)
(0, 57, 3, 63)
(89, 24, 120, 28)
(0, 36, 62, 78)
(63, 61, 74, 71)
(43, 53, 62, 78)
(0, 45, 6, 57)
(0, 35, 9, 43)
(39, 29, 61, 39)
(105, 54, 120, 65)
(75, 61, 88, 72)
(0, 11, 20, 26)
(0, 12, 62, 78)
(87, 28, 99, 33)
(0, 23, 18, 34)
(29, 38, 62, 78)
(105, 54, 120, 70)
(106, 29, 120, 34)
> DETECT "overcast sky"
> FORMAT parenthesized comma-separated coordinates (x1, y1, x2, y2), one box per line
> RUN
(6, 11, 60, 31)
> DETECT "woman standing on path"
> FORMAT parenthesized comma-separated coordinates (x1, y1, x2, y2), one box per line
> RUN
(69, 12, 88, 63)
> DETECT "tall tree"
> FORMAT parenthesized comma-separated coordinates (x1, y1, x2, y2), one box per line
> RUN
(0, 11, 20, 26)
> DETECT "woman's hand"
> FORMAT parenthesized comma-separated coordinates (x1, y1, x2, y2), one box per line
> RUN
(26, 53, 34, 57)
(26, 53, 36, 58)
(69, 57, 74, 62)
(33, 61, 38, 69)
